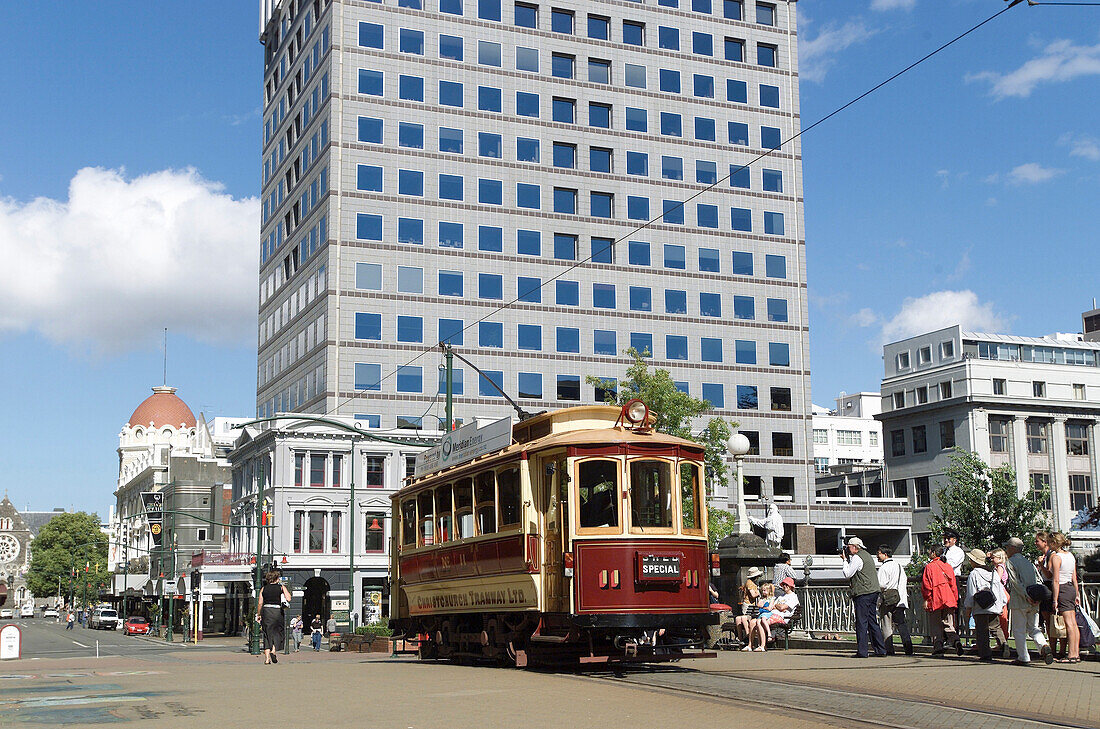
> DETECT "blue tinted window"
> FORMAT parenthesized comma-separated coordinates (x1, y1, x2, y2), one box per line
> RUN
(728, 121, 749, 145)
(355, 312, 382, 340)
(355, 263, 382, 290)
(357, 164, 383, 191)
(358, 116, 383, 143)
(760, 84, 780, 108)
(398, 216, 426, 244)
(627, 151, 649, 176)
(696, 160, 718, 184)
(662, 200, 685, 225)
(733, 295, 754, 320)
(727, 80, 748, 103)
(758, 43, 777, 67)
(514, 3, 537, 27)
(660, 112, 682, 137)
(551, 8, 574, 33)
(515, 46, 539, 71)
(630, 333, 653, 356)
(556, 280, 579, 305)
(658, 26, 679, 50)
(765, 254, 786, 279)
(662, 156, 683, 180)
(478, 0, 501, 21)
(518, 324, 542, 350)
(702, 383, 724, 408)
(479, 321, 503, 347)
(439, 318, 464, 345)
(693, 74, 714, 98)
(659, 69, 681, 93)
(517, 229, 541, 255)
(627, 196, 649, 220)
(628, 240, 650, 266)
(589, 102, 612, 128)
(553, 142, 576, 168)
(700, 292, 722, 318)
(591, 237, 614, 263)
(439, 221, 464, 248)
(737, 385, 758, 410)
(397, 365, 423, 393)
(623, 20, 644, 45)
(518, 372, 543, 399)
(439, 80, 464, 107)
(479, 273, 503, 300)
(625, 107, 647, 132)
(356, 213, 382, 240)
(479, 225, 503, 251)
(730, 165, 750, 189)
(593, 377, 617, 402)
(553, 233, 577, 260)
(517, 183, 541, 209)
(693, 0, 712, 13)
(665, 289, 687, 314)
(732, 252, 753, 276)
(439, 127, 463, 153)
(517, 276, 541, 302)
(478, 86, 502, 112)
(399, 75, 424, 101)
(478, 178, 504, 205)
(666, 335, 688, 360)
(764, 211, 784, 235)
(701, 338, 723, 362)
(359, 69, 383, 95)
(478, 132, 502, 158)
(593, 283, 616, 309)
(552, 53, 575, 78)
(399, 169, 424, 196)
(761, 126, 782, 149)
(515, 138, 540, 163)
(697, 204, 719, 229)
(397, 315, 423, 343)
(591, 192, 613, 218)
(552, 98, 575, 123)
(731, 207, 752, 231)
(557, 375, 581, 401)
(594, 329, 617, 355)
(694, 117, 716, 141)
(557, 327, 580, 353)
(400, 28, 424, 54)
(439, 34, 463, 60)
(516, 91, 539, 117)
(440, 0, 462, 14)
(659, 0, 678, 6)
(479, 370, 505, 397)
(664, 245, 685, 269)
(674, 381, 690, 395)
(553, 187, 577, 214)
(359, 22, 384, 48)
(735, 339, 756, 364)
(767, 298, 788, 322)
(354, 363, 382, 391)
(724, 0, 742, 19)
(588, 14, 610, 39)
(629, 286, 652, 312)
(477, 40, 502, 66)
(590, 147, 613, 173)
(438, 270, 463, 296)
(438, 368, 464, 396)
(724, 38, 744, 62)
(693, 31, 712, 55)
(699, 247, 720, 272)
(399, 122, 424, 149)
(439, 174, 464, 200)
(762, 169, 783, 192)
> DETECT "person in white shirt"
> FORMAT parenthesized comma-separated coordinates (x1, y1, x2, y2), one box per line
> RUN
(943, 530, 965, 577)
(1003, 537, 1052, 665)
(876, 545, 913, 656)
(962, 548, 1008, 662)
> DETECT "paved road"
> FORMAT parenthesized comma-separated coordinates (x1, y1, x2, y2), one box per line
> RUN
(0, 617, 220, 660)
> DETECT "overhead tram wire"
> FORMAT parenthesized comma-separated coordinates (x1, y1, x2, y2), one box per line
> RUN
(325, 1, 1024, 418)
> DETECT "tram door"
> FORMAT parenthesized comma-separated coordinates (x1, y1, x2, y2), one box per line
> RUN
(541, 456, 569, 614)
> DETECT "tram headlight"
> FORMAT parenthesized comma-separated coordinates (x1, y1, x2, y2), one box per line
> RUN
(623, 399, 648, 425)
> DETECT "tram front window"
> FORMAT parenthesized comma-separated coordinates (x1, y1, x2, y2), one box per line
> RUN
(401, 499, 417, 547)
(630, 460, 673, 529)
(498, 467, 521, 528)
(579, 459, 619, 528)
(417, 491, 435, 546)
(475, 472, 496, 535)
(436, 484, 453, 542)
(680, 462, 702, 531)
(454, 478, 474, 538)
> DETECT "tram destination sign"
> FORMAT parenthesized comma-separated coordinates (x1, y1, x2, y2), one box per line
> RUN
(638, 553, 682, 582)
(414, 417, 513, 478)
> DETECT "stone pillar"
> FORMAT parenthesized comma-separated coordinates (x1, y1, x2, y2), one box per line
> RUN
(1050, 416, 1071, 533)
(1011, 417, 1029, 496)
(795, 524, 815, 556)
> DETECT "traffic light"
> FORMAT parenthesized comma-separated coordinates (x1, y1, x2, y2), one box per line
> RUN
(190, 570, 200, 591)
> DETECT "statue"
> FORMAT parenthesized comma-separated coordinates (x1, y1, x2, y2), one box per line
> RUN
(748, 501, 784, 548)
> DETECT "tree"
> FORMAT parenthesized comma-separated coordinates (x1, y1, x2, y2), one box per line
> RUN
(586, 348, 738, 548)
(929, 449, 1050, 560)
(27, 512, 108, 601)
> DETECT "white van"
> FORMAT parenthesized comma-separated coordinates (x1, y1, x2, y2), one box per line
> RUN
(90, 607, 119, 630)
(20, 604, 34, 619)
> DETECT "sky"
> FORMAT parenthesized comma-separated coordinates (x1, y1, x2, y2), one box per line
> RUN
(0, 0, 1097, 514)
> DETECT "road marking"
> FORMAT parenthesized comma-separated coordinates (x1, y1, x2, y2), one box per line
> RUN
(70, 641, 89, 648)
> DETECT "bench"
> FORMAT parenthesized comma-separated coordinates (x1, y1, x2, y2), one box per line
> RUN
(769, 605, 802, 650)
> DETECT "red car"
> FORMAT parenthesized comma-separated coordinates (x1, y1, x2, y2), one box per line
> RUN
(122, 616, 150, 636)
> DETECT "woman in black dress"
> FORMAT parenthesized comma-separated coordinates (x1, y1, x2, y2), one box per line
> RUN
(256, 569, 292, 665)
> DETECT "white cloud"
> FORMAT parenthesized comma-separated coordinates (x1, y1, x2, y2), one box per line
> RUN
(967, 39, 1100, 99)
(878, 291, 1010, 344)
(871, 0, 915, 11)
(0, 167, 259, 352)
(799, 21, 878, 83)
(851, 308, 879, 327)
(1060, 132, 1100, 161)
(1008, 162, 1064, 185)
(947, 248, 971, 282)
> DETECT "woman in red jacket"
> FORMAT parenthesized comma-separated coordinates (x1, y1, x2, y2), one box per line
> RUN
(922, 545, 962, 656)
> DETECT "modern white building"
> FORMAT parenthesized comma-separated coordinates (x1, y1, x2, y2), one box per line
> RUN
(255, 0, 814, 528)
(811, 392, 882, 475)
(878, 324, 1100, 553)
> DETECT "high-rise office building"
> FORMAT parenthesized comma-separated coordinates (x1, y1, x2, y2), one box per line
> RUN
(257, 0, 811, 517)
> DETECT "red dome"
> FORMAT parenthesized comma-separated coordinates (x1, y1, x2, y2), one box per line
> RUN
(127, 386, 196, 429)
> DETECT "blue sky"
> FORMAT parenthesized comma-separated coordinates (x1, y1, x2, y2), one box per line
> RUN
(0, 1, 1096, 514)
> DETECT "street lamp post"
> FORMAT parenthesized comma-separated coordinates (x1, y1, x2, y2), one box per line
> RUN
(348, 435, 357, 632)
(728, 432, 751, 534)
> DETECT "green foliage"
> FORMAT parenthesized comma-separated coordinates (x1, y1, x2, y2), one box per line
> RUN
(707, 507, 738, 550)
(929, 449, 1050, 559)
(27, 512, 108, 600)
(356, 622, 394, 638)
(905, 553, 930, 581)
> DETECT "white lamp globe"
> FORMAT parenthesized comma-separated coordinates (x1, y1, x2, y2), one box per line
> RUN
(728, 432, 751, 457)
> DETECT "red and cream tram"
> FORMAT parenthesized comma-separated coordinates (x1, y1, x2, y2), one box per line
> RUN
(389, 401, 716, 665)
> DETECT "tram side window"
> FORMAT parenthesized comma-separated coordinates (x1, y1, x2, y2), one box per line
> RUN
(417, 491, 435, 546)
(475, 471, 497, 535)
(436, 484, 454, 542)
(454, 477, 474, 539)
(579, 459, 619, 528)
(630, 460, 673, 529)
(497, 467, 521, 528)
(401, 498, 417, 547)
(680, 462, 702, 531)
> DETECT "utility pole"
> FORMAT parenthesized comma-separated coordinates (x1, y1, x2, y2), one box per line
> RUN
(443, 344, 454, 432)
(250, 458, 265, 655)
(349, 436, 356, 631)
(165, 504, 176, 642)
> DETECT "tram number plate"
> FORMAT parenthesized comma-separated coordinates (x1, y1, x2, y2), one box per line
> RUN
(638, 554, 681, 581)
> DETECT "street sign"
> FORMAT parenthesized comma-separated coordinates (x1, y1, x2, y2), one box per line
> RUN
(0, 625, 21, 660)
(142, 492, 165, 547)
(331, 599, 349, 611)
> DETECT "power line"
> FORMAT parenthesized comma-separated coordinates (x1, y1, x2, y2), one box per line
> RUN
(324, 1, 1020, 417)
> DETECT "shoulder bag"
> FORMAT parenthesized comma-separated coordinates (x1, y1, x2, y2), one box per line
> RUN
(973, 570, 997, 610)
(881, 562, 902, 611)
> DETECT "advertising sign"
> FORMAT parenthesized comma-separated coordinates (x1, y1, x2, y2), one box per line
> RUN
(141, 492, 164, 548)
(364, 591, 382, 623)
(413, 417, 512, 478)
(0, 625, 21, 660)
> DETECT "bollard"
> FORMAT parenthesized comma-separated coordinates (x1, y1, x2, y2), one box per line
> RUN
(96, 640, 99, 659)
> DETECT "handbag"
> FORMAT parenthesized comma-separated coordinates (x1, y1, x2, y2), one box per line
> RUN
(881, 561, 903, 611)
(973, 570, 996, 610)
(1050, 614, 1068, 639)
(1025, 583, 1052, 602)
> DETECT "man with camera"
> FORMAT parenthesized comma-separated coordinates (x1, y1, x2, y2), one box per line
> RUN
(841, 537, 887, 658)
(1003, 536, 1053, 665)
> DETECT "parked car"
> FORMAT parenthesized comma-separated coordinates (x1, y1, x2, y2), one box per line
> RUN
(42, 608, 59, 618)
(20, 604, 34, 619)
(122, 616, 150, 636)
(89, 607, 120, 630)
(0, 609, 13, 619)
